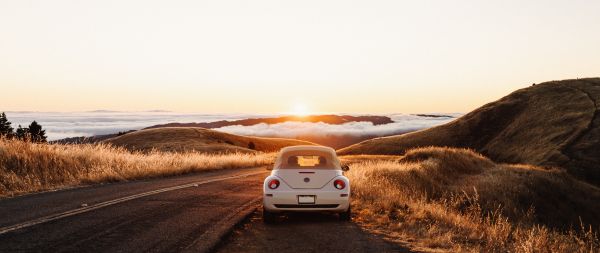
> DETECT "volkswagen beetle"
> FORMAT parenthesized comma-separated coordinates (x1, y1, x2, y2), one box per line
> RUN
(263, 145, 350, 222)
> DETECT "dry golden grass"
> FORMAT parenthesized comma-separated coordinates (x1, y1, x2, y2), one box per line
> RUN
(104, 127, 314, 153)
(0, 138, 274, 198)
(339, 154, 401, 164)
(342, 147, 600, 252)
(339, 78, 600, 186)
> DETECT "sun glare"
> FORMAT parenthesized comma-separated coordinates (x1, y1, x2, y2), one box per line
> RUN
(291, 103, 310, 117)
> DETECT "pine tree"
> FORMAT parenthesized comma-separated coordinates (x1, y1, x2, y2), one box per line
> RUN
(16, 125, 29, 141)
(28, 121, 47, 143)
(0, 112, 14, 138)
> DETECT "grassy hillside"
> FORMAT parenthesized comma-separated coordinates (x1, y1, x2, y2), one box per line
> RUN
(339, 78, 600, 185)
(103, 127, 314, 153)
(0, 138, 274, 197)
(343, 147, 600, 252)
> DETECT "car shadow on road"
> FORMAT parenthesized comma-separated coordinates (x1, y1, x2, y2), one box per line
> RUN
(272, 211, 343, 223)
(214, 208, 415, 253)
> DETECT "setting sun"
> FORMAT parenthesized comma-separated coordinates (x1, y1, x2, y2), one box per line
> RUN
(291, 103, 310, 116)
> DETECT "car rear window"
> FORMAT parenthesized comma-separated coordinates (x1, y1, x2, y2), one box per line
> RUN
(288, 155, 326, 167)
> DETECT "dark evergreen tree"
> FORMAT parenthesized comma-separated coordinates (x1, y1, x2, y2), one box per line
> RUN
(16, 125, 29, 140)
(28, 121, 47, 143)
(248, 141, 256, 150)
(0, 112, 14, 138)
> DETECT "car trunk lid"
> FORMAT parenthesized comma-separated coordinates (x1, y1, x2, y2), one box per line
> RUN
(277, 169, 340, 189)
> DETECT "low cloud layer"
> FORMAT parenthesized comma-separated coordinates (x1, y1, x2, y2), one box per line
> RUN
(2, 112, 458, 141)
(4, 111, 273, 140)
(215, 114, 456, 138)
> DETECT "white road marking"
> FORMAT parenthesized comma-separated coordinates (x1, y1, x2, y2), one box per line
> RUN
(0, 171, 265, 235)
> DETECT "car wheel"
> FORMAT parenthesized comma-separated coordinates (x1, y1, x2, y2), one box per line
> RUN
(263, 207, 276, 223)
(339, 205, 351, 221)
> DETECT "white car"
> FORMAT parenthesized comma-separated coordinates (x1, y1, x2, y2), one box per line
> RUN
(263, 145, 351, 222)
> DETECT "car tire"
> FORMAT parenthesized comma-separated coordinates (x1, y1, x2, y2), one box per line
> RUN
(263, 207, 276, 223)
(339, 205, 351, 221)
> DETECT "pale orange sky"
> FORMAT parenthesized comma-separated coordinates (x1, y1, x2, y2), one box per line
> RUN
(1, 0, 599, 114)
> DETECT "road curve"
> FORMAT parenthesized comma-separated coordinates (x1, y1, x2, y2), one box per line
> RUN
(0, 167, 267, 252)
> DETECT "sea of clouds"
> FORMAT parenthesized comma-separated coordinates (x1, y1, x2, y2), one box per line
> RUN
(214, 114, 457, 139)
(3, 111, 267, 140)
(2, 111, 459, 141)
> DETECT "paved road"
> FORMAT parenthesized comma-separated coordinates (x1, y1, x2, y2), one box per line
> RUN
(0, 167, 267, 253)
(0, 167, 410, 253)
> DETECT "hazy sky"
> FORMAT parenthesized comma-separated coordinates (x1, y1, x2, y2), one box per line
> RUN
(1, 0, 599, 113)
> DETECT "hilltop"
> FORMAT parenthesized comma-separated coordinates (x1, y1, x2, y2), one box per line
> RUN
(339, 78, 600, 184)
(52, 131, 136, 144)
(103, 127, 314, 153)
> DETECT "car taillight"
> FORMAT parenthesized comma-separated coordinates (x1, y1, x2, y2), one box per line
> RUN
(333, 179, 345, 190)
(268, 179, 280, 189)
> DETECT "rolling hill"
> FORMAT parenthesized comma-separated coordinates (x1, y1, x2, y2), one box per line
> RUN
(103, 127, 314, 153)
(339, 78, 600, 185)
(344, 147, 600, 251)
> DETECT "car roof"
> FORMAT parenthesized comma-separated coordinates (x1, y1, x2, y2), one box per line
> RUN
(274, 145, 340, 169)
(279, 145, 336, 154)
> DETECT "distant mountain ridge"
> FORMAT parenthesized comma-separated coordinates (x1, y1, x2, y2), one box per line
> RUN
(339, 78, 600, 185)
(144, 115, 394, 129)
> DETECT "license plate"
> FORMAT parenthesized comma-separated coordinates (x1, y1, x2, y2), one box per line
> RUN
(298, 195, 315, 204)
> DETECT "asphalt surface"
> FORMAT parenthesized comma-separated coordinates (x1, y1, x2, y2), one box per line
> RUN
(0, 167, 411, 253)
(0, 167, 267, 253)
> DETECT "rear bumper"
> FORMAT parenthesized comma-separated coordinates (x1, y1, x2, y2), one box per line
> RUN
(263, 190, 350, 213)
